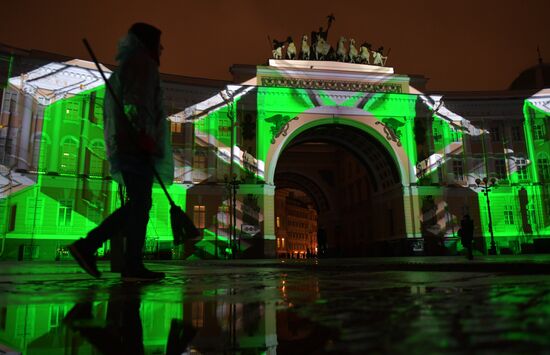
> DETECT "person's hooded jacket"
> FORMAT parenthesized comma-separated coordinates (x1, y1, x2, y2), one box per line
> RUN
(103, 24, 173, 185)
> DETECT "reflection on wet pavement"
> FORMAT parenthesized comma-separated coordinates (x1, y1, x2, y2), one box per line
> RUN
(0, 262, 549, 354)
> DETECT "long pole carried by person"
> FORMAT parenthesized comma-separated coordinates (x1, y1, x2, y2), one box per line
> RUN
(82, 38, 198, 245)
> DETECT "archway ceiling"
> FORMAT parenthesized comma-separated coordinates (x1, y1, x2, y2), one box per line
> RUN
(275, 171, 330, 212)
(286, 124, 400, 192)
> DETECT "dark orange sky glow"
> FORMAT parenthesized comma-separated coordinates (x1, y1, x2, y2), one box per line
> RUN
(1, 0, 549, 91)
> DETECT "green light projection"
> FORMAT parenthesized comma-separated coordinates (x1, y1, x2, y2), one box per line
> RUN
(1, 60, 549, 260)
(3, 83, 188, 251)
(472, 97, 550, 250)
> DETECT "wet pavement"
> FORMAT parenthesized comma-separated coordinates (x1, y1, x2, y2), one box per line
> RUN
(1, 258, 550, 354)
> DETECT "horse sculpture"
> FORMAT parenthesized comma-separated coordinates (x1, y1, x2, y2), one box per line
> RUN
(315, 35, 332, 60)
(286, 36, 297, 60)
(349, 38, 358, 63)
(301, 34, 310, 60)
(272, 39, 285, 59)
(359, 42, 371, 64)
(336, 36, 347, 62)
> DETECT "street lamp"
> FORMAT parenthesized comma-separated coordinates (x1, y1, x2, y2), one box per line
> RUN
(221, 87, 238, 258)
(475, 176, 497, 255)
(224, 173, 240, 259)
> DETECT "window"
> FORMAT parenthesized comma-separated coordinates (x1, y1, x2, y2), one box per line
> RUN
(65, 101, 80, 120)
(219, 118, 231, 137)
(534, 123, 546, 140)
(92, 94, 103, 124)
(191, 302, 204, 328)
(194, 119, 207, 138)
(538, 158, 550, 181)
(450, 129, 461, 142)
(516, 158, 528, 181)
(452, 159, 464, 181)
(0, 138, 12, 164)
(58, 200, 73, 226)
(59, 137, 78, 174)
(193, 205, 206, 229)
(88, 92, 97, 124)
(276, 216, 280, 228)
(494, 158, 507, 179)
(504, 205, 514, 225)
(89, 141, 105, 176)
(50, 305, 63, 328)
(8, 205, 16, 232)
(511, 126, 523, 141)
(171, 122, 182, 133)
(490, 126, 500, 142)
(1, 91, 16, 114)
(194, 150, 207, 170)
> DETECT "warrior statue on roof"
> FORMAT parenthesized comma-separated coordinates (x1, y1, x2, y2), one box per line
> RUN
(311, 14, 335, 55)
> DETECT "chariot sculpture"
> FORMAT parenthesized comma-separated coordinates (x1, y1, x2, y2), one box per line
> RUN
(269, 14, 390, 66)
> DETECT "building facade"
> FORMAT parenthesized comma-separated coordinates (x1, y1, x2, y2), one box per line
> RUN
(275, 189, 317, 258)
(0, 44, 549, 260)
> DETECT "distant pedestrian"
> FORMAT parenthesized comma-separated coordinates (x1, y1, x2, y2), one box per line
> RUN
(317, 227, 327, 257)
(69, 22, 173, 281)
(459, 215, 474, 260)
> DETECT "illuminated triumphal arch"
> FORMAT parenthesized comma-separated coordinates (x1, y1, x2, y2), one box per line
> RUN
(177, 59, 484, 257)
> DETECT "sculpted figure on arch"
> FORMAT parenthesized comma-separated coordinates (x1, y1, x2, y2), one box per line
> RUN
(301, 34, 311, 60)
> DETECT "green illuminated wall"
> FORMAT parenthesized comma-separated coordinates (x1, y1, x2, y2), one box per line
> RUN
(1, 84, 188, 261)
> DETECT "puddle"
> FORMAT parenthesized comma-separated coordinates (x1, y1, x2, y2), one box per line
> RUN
(1, 269, 550, 354)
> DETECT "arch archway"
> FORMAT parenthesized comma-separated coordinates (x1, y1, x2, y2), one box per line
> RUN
(273, 121, 409, 257)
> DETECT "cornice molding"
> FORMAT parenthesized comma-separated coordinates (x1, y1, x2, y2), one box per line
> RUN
(260, 76, 403, 93)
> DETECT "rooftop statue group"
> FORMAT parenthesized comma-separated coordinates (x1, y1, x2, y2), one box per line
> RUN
(270, 14, 389, 66)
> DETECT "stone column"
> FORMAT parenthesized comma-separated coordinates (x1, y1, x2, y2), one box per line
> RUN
(403, 185, 421, 238)
(238, 183, 276, 258)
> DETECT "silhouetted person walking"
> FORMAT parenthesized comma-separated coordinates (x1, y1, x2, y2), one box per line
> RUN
(459, 215, 474, 260)
(317, 227, 327, 257)
(69, 23, 173, 281)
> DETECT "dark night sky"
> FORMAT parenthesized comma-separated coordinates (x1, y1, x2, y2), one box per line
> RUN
(1, 0, 549, 91)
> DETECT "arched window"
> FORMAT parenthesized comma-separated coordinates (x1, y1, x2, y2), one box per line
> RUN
(59, 137, 79, 174)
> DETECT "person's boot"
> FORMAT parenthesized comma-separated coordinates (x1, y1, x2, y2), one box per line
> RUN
(122, 235, 164, 282)
(121, 265, 165, 282)
(68, 239, 101, 278)
(122, 237, 162, 282)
